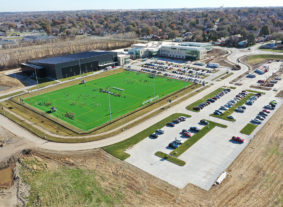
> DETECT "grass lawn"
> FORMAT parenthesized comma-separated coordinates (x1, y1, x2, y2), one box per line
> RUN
(155, 151, 185, 166)
(246, 54, 283, 65)
(24, 71, 191, 131)
(169, 120, 227, 157)
(217, 72, 233, 81)
(211, 93, 255, 121)
(246, 89, 265, 95)
(103, 113, 190, 160)
(240, 123, 258, 135)
(261, 49, 283, 53)
(212, 73, 226, 81)
(20, 158, 123, 207)
(59, 71, 95, 82)
(186, 87, 226, 112)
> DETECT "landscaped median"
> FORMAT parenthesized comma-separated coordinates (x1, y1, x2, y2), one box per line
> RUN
(240, 123, 258, 135)
(169, 120, 227, 157)
(103, 113, 191, 160)
(246, 89, 265, 95)
(186, 87, 227, 112)
(217, 72, 233, 81)
(155, 151, 185, 166)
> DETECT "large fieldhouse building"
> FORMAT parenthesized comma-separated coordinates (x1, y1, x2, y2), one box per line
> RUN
(21, 51, 118, 80)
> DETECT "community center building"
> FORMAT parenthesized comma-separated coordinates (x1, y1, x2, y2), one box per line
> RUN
(21, 51, 118, 79)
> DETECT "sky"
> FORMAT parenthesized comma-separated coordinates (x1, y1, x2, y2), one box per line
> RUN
(0, 0, 283, 12)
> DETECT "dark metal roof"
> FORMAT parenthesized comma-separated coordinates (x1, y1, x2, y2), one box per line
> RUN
(29, 51, 115, 65)
(21, 62, 44, 70)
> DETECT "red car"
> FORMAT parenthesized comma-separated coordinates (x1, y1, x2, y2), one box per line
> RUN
(183, 131, 192, 137)
(262, 109, 270, 113)
(232, 136, 244, 143)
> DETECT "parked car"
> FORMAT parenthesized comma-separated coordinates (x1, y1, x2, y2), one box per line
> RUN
(190, 127, 200, 132)
(214, 111, 222, 115)
(168, 142, 179, 149)
(264, 105, 274, 110)
(235, 108, 244, 113)
(150, 133, 158, 139)
(200, 120, 209, 125)
(251, 119, 261, 125)
(193, 106, 201, 111)
(231, 136, 245, 143)
(178, 116, 186, 121)
(173, 119, 180, 124)
(256, 116, 264, 121)
(262, 109, 270, 113)
(168, 140, 182, 149)
(156, 129, 164, 134)
(227, 115, 235, 120)
(183, 131, 192, 137)
(166, 122, 175, 127)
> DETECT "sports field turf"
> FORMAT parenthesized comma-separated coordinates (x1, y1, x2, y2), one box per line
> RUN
(24, 71, 192, 131)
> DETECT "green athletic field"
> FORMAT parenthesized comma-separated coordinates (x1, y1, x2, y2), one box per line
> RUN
(24, 71, 192, 131)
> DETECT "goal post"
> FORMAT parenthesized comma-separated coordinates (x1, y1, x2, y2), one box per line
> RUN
(142, 96, 159, 105)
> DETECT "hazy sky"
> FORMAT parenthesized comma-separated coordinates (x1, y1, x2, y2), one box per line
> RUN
(0, 0, 283, 12)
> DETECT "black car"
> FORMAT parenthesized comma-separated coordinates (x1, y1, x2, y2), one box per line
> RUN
(167, 122, 175, 127)
(190, 127, 200, 132)
(200, 120, 209, 125)
(173, 119, 180, 124)
(150, 133, 158, 139)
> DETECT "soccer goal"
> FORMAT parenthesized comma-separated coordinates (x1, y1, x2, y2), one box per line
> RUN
(142, 96, 159, 105)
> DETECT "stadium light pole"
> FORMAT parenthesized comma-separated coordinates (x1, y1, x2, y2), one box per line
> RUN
(108, 93, 112, 122)
(34, 67, 39, 90)
(79, 59, 82, 76)
(153, 74, 156, 97)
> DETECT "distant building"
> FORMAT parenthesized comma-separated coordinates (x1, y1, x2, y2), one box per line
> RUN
(128, 43, 160, 59)
(180, 42, 212, 51)
(22, 35, 56, 42)
(159, 45, 207, 60)
(0, 31, 6, 36)
(238, 40, 248, 48)
(127, 41, 209, 61)
(117, 54, 130, 66)
(0, 39, 17, 49)
(21, 51, 118, 80)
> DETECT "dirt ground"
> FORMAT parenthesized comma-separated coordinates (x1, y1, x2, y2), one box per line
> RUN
(0, 105, 282, 206)
(0, 74, 24, 94)
(277, 90, 283, 98)
(206, 48, 234, 68)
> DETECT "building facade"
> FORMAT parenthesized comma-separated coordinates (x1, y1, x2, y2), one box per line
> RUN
(21, 51, 118, 80)
(180, 42, 212, 51)
(159, 45, 207, 60)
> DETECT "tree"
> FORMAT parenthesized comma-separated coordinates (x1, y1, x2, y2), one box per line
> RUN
(259, 25, 270, 36)
(247, 33, 256, 46)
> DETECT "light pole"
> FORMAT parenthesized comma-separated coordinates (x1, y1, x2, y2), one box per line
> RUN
(108, 93, 112, 122)
(34, 67, 39, 92)
(153, 74, 156, 97)
(79, 59, 82, 76)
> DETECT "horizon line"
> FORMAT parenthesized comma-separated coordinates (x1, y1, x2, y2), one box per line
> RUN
(1, 6, 283, 13)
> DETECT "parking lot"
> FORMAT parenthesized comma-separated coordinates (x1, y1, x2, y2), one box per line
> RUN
(126, 81, 282, 190)
(127, 58, 230, 84)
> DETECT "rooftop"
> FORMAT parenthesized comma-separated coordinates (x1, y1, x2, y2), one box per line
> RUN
(29, 51, 115, 65)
